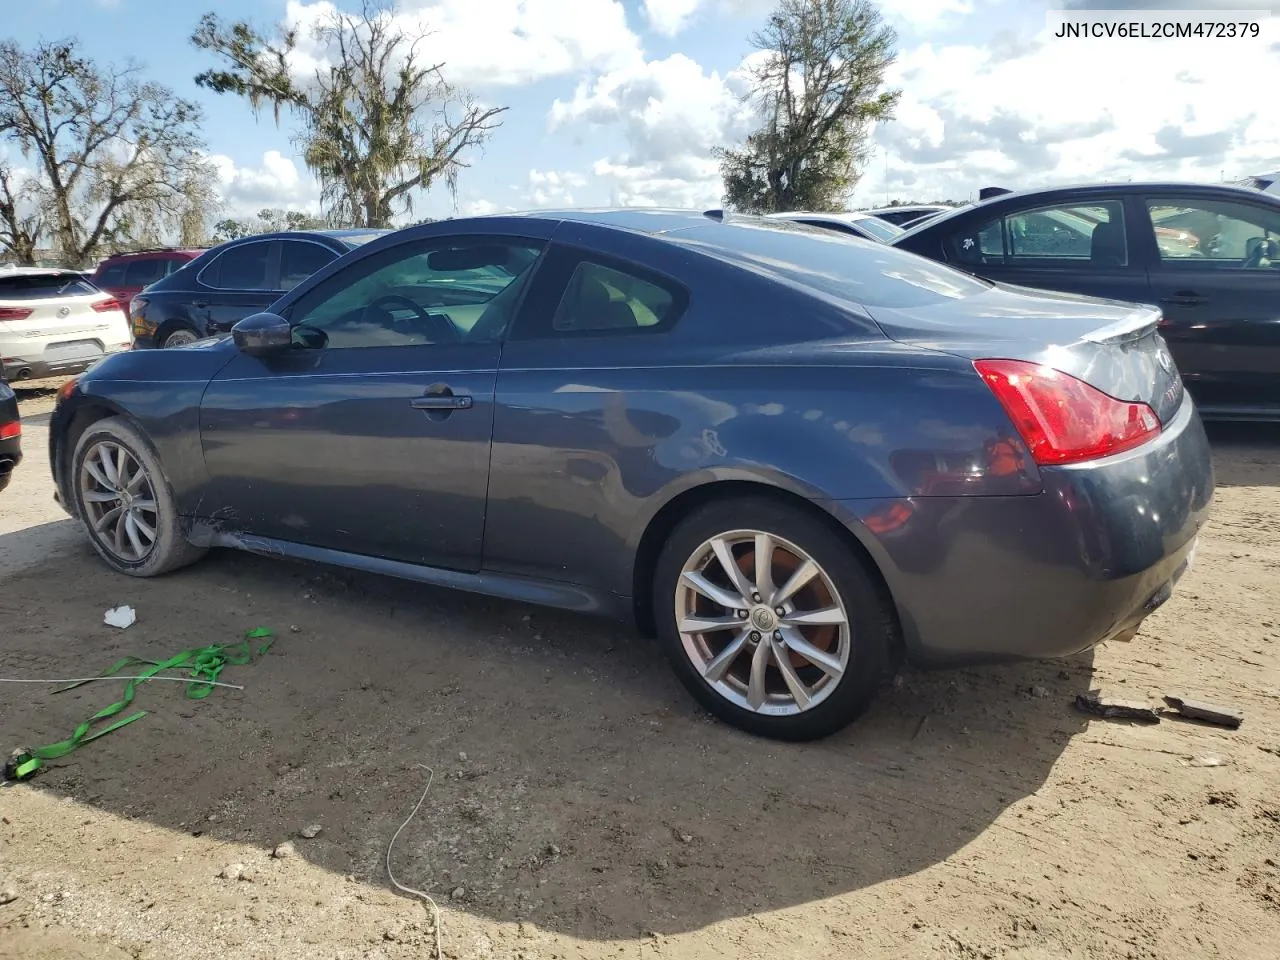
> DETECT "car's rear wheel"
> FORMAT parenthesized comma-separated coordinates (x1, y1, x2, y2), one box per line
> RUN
(162, 328, 199, 348)
(71, 416, 206, 577)
(653, 497, 896, 741)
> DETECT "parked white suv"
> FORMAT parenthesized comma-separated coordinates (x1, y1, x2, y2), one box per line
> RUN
(0, 268, 133, 382)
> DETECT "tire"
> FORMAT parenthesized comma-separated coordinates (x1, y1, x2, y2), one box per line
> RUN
(162, 327, 199, 348)
(653, 496, 896, 741)
(70, 415, 206, 577)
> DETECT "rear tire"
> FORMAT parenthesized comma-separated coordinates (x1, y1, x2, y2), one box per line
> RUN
(653, 496, 896, 741)
(70, 416, 206, 577)
(162, 327, 199, 348)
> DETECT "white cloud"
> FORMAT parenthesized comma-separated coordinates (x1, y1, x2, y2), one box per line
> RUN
(851, 22, 1280, 204)
(642, 0, 704, 35)
(525, 169, 588, 206)
(282, 0, 643, 88)
(885, 0, 974, 30)
(547, 53, 761, 206)
(207, 150, 322, 218)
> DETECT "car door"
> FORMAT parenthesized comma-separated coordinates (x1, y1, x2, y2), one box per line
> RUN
(195, 239, 283, 336)
(1136, 192, 1280, 414)
(198, 229, 549, 571)
(939, 194, 1153, 306)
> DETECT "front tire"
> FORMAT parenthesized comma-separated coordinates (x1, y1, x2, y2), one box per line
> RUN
(71, 416, 206, 577)
(653, 497, 896, 741)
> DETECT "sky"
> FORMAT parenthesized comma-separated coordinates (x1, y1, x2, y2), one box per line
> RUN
(5, 0, 1280, 225)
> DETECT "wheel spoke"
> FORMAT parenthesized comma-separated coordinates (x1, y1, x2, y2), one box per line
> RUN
(679, 613, 746, 634)
(702, 630, 749, 683)
(779, 627, 844, 679)
(126, 467, 149, 493)
(115, 446, 128, 486)
(130, 499, 157, 514)
(782, 605, 846, 627)
(710, 537, 754, 601)
(130, 511, 156, 541)
(773, 559, 819, 607)
(124, 512, 145, 557)
(746, 635, 772, 710)
(84, 458, 112, 490)
(112, 509, 127, 554)
(99, 446, 118, 485)
(772, 639, 812, 709)
(681, 570, 745, 612)
(83, 490, 119, 503)
(754, 534, 776, 603)
(93, 504, 123, 533)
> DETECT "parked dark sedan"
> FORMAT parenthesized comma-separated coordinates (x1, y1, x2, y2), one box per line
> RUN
(48, 210, 1214, 740)
(129, 228, 388, 348)
(893, 182, 1280, 421)
(0, 374, 19, 492)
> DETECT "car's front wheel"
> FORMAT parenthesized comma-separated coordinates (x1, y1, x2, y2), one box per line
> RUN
(653, 497, 897, 741)
(71, 416, 206, 577)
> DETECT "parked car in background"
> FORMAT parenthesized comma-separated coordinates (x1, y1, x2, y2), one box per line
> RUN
(92, 248, 205, 314)
(0, 374, 19, 493)
(49, 209, 1212, 741)
(861, 204, 952, 227)
(0, 268, 132, 383)
(897, 210, 950, 230)
(130, 229, 389, 348)
(893, 181, 1280, 421)
(1232, 171, 1279, 196)
(765, 210, 903, 242)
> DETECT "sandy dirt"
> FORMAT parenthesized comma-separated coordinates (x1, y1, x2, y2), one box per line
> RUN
(1, 380, 1278, 960)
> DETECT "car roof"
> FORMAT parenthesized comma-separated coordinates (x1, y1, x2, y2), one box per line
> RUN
(765, 210, 878, 224)
(100, 248, 205, 261)
(893, 180, 1280, 239)
(0, 266, 84, 277)
(861, 204, 948, 215)
(316, 228, 393, 239)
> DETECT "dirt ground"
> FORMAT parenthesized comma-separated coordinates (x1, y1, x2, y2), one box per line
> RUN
(1, 382, 1278, 960)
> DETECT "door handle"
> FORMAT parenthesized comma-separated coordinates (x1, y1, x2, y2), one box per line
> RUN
(1160, 292, 1208, 307)
(192, 299, 208, 309)
(410, 395, 472, 410)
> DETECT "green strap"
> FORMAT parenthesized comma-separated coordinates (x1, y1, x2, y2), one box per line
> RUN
(7, 627, 274, 781)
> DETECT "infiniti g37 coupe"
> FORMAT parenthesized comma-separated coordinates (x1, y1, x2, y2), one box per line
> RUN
(48, 209, 1214, 740)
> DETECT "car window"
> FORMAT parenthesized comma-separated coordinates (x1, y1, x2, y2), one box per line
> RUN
(0, 273, 98, 299)
(853, 217, 902, 242)
(551, 261, 677, 334)
(123, 258, 167, 287)
(201, 242, 273, 290)
(289, 237, 545, 349)
(949, 201, 1127, 267)
(1145, 197, 1280, 268)
(279, 241, 337, 290)
(96, 263, 128, 287)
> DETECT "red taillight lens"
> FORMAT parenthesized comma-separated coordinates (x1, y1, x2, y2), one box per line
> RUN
(0, 307, 33, 321)
(0, 420, 19, 440)
(93, 298, 123, 313)
(975, 358, 1161, 466)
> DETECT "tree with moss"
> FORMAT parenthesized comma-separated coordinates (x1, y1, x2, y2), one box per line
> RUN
(717, 0, 899, 214)
(192, 0, 505, 228)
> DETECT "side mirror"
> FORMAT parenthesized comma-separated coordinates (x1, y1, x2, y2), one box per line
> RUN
(232, 312, 292, 358)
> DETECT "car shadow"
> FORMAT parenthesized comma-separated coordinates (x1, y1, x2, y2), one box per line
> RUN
(1204, 421, 1280, 488)
(0, 545, 1097, 942)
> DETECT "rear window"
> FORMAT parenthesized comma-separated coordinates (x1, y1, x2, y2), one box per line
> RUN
(674, 219, 991, 309)
(852, 217, 903, 242)
(0, 273, 99, 300)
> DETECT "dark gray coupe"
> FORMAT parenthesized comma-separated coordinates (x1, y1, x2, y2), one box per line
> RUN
(48, 209, 1214, 740)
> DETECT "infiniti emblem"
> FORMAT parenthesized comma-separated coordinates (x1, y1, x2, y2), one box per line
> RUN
(750, 607, 778, 631)
(57, 306, 70, 318)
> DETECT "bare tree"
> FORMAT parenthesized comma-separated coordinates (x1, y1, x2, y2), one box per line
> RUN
(717, 0, 899, 213)
(192, 0, 507, 228)
(0, 164, 44, 264)
(0, 39, 218, 266)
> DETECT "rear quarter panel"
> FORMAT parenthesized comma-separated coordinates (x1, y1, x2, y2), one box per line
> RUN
(485, 222, 1042, 599)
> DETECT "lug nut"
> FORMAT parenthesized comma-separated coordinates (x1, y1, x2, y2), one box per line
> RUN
(748, 631, 761, 642)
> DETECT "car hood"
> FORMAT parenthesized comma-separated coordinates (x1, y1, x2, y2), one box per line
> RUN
(79, 335, 237, 385)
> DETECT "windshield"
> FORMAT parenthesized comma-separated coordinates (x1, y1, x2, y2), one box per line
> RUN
(853, 217, 904, 242)
(0, 273, 100, 300)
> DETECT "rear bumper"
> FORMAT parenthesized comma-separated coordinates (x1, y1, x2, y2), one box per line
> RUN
(2, 347, 128, 382)
(825, 394, 1215, 665)
(0, 438, 19, 493)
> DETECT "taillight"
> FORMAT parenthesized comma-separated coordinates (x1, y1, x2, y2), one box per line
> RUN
(0, 307, 33, 321)
(130, 296, 154, 337)
(93, 298, 123, 313)
(0, 420, 19, 441)
(975, 358, 1161, 466)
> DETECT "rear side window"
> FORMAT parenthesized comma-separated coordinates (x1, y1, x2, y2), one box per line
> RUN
(200, 242, 273, 290)
(948, 201, 1128, 267)
(0, 274, 97, 299)
(96, 263, 128, 287)
(124, 258, 167, 286)
(279, 241, 337, 290)
(552, 261, 677, 333)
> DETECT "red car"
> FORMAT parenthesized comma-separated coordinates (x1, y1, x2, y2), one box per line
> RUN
(91, 248, 205, 313)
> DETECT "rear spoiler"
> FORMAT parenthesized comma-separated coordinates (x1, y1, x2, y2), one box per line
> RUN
(1078, 305, 1162, 345)
(978, 187, 1012, 201)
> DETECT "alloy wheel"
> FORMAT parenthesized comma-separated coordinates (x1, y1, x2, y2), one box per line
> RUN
(674, 529, 851, 716)
(78, 440, 159, 563)
(164, 330, 198, 347)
